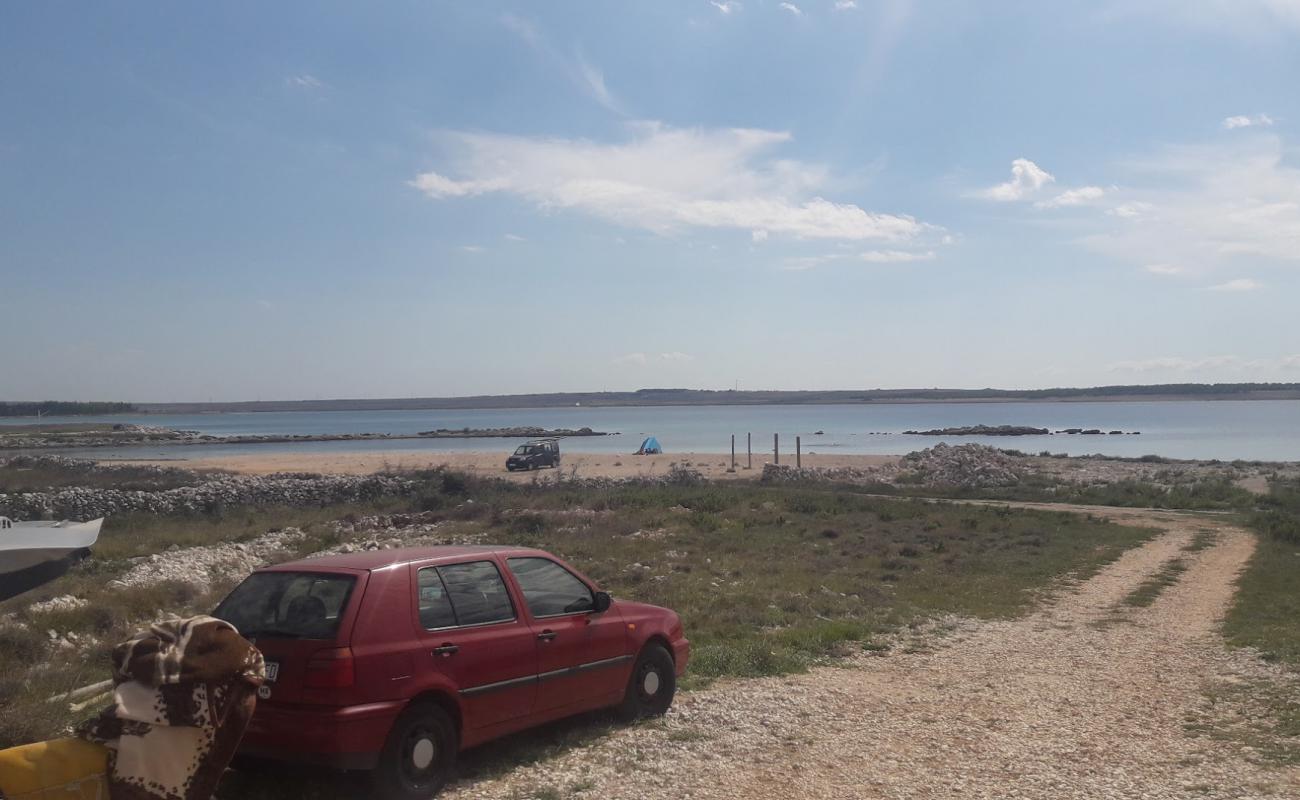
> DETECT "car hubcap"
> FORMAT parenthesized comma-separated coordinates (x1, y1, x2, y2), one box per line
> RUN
(411, 738, 435, 770)
(643, 669, 660, 696)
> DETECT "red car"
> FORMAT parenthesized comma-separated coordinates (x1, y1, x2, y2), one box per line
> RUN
(213, 545, 689, 799)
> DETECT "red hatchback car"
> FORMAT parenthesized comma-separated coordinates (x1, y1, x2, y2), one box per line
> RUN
(213, 545, 689, 798)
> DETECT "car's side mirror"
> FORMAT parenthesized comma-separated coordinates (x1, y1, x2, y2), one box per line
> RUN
(592, 591, 612, 613)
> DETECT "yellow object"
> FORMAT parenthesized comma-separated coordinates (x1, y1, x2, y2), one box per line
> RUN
(0, 739, 109, 800)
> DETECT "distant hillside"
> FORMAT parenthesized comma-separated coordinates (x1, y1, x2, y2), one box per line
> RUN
(0, 401, 138, 417)
(134, 384, 1300, 414)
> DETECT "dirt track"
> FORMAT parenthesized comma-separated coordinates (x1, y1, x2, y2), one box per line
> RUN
(442, 506, 1300, 799)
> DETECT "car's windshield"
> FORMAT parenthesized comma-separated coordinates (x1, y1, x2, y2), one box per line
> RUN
(514, 445, 539, 455)
(214, 572, 355, 640)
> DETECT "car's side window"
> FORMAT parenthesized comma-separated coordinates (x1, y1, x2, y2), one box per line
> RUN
(416, 567, 458, 630)
(436, 560, 516, 626)
(506, 557, 594, 617)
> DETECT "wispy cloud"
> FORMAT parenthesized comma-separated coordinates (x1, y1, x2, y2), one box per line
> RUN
(412, 124, 933, 243)
(710, 1, 740, 14)
(613, 352, 694, 365)
(459, 245, 485, 254)
(978, 158, 1055, 201)
(1036, 185, 1105, 209)
(1108, 353, 1300, 374)
(1205, 278, 1262, 291)
(779, 2, 804, 16)
(501, 14, 624, 115)
(1223, 113, 1274, 130)
(285, 74, 324, 90)
(785, 249, 936, 270)
(835, 0, 858, 9)
(503, 233, 526, 242)
(1084, 134, 1300, 269)
(1144, 263, 1184, 276)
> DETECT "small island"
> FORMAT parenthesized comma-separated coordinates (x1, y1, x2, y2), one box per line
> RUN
(904, 425, 1140, 437)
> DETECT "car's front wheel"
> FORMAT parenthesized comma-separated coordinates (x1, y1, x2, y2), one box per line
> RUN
(371, 702, 457, 800)
(616, 643, 676, 721)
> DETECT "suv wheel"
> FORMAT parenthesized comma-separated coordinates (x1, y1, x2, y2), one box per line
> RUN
(616, 643, 676, 721)
(371, 702, 457, 799)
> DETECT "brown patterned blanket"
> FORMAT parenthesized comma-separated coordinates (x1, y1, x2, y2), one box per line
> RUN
(78, 616, 265, 800)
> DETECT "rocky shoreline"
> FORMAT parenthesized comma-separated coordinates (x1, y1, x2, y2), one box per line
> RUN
(0, 424, 611, 451)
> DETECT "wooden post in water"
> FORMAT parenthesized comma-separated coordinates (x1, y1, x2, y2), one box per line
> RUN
(774, 433, 779, 464)
(796, 436, 801, 469)
(747, 433, 752, 470)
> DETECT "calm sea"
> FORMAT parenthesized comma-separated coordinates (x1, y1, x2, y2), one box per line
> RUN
(4, 400, 1299, 462)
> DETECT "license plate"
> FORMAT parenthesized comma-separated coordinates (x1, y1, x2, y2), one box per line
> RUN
(265, 661, 279, 683)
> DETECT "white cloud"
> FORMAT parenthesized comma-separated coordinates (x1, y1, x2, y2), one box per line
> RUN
(1283, 354, 1300, 369)
(1144, 263, 1184, 276)
(978, 158, 1055, 201)
(835, 0, 858, 9)
(710, 1, 740, 13)
(1223, 113, 1275, 130)
(612, 353, 648, 366)
(780, 2, 803, 16)
(411, 124, 932, 242)
(751, 229, 769, 243)
(1205, 278, 1262, 291)
(503, 233, 526, 242)
(658, 352, 694, 362)
(285, 74, 324, 90)
(1035, 186, 1105, 209)
(459, 245, 485, 254)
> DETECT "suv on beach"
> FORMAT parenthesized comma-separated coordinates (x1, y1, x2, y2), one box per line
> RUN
(505, 439, 560, 471)
(214, 546, 689, 799)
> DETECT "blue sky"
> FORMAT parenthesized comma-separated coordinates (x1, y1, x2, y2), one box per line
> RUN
(3, 1, 1299, 401)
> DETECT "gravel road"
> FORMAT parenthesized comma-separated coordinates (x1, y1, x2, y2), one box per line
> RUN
(442, 506, 1299, 800)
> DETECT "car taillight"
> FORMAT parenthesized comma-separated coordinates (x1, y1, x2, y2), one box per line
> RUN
(304, 647, 355, 689)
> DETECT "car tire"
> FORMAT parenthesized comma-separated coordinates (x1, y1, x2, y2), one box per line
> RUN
(371, 702, 457, 800)
(615, 643, 676, 721)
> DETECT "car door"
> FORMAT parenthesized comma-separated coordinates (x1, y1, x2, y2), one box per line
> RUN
(504, 556, 628, 714)
(411, 560, 538, 729)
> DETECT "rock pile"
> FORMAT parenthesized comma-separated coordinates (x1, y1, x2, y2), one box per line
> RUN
(113, 527, 311, 592)
(0, 472, 419, 521)
(897, 443, 1023, 488)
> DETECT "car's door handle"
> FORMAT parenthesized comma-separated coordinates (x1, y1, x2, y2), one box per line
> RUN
(432, 644, 459, 657)
(537, 630, 557, 641)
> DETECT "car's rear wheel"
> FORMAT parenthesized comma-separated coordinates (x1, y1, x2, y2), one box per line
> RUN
(616, 643, 675, 721)
(371, 702, 457, 800)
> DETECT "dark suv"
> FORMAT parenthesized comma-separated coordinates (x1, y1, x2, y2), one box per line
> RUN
(505, 439, 560, 471)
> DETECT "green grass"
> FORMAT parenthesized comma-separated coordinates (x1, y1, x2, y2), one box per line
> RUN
(1220, 477, 1300, 763)
(0, 457, 217, 492)
(885, 475, 1259, 511)
(0, 471, 1156, 788)
(1120, 557, 1188, 608)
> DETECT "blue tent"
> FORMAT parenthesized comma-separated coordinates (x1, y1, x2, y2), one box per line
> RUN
(636, 436, 662, 455)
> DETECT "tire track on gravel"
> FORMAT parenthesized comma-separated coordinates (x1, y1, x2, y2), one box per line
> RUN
(442, 508, 1299, 800)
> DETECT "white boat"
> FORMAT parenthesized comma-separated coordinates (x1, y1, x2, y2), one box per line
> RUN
(0, 517, 102, 600)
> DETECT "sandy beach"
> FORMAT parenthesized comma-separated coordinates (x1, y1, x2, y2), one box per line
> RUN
(110, 450, 901, 480)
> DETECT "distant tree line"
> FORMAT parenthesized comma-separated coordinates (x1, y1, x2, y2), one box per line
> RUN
(0, 401, 137, 417)
(135, 383, 1300, 414)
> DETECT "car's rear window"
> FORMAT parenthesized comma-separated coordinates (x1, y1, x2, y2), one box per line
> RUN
(215, 572, 356, 640)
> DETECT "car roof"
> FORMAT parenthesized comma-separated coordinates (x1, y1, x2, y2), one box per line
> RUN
(262, 544, 551, 573)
